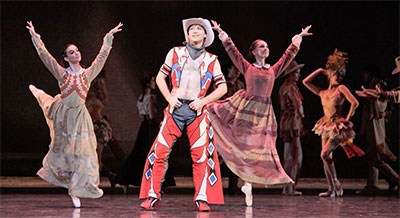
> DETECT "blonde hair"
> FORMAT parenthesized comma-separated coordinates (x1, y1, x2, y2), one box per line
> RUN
(325, 48, 349, 77)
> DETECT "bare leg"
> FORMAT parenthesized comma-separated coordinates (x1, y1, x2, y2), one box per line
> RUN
(319, 136, 340, 197)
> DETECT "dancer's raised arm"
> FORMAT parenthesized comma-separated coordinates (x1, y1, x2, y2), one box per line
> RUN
(27, 21, 65, 81)
(211, 20, 250, 75)
(272, 25, 312, 78)
(302, 68, 324, 95)
(86, 22, 123, 82)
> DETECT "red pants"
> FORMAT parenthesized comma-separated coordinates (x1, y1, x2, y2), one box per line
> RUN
(139, 103, 224, 204)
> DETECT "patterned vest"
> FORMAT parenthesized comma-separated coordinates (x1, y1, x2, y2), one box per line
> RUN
(60, 68, 89, 101)
(160, 47, 225, 98)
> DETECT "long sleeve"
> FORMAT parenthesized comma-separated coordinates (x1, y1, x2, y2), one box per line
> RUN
(86, 33, 114, 83)
(270, 43, 299, 78)
(221, 37, 251, 76)
(31, 33, 65, 82)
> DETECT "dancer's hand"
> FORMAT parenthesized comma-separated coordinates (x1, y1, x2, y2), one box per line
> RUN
(168, 95, 182, 108)
(26, 21, 38, 36)
(299, 25, 313, 37)
(292, 25, 312, 47)
(108, 22, 123, 35)
(360, 85, 380, 99)
(211, 20, 223, 34)
(212, 20, 229, 41)
(189, 98, 205, 111)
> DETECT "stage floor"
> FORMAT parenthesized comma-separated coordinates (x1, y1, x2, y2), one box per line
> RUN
(1, 177, 399, 217)
(1, 193, 399, 217)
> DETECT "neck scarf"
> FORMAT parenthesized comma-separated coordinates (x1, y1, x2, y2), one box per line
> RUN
(186, 42, 205, 60)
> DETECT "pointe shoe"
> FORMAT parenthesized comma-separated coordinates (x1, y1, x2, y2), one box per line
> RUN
(318, 190, 335, 197)
(335, 185, 343, 197)
(140, 197, 159, 210)
(195, 200, 210, 212)
(241, 184, 253, 207)
(71, 196, 81, 208)
(29, 84, 40, 98)
(333, 180, 343, 197)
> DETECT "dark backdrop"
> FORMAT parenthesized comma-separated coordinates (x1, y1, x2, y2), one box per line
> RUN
(1, 1, 399, 179)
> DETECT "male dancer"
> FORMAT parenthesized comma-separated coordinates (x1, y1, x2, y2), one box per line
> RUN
(278, 60, 305, 196)
(139, 18, 227, 212)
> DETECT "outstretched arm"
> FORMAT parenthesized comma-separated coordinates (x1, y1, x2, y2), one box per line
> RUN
(26, 21, 65, 81)
(273, 25, 312, 77)
(211, 20, 250, 75)
(338, 85, 359, 120)
(360, 85, 400, 103)
(86, 22, 123, 82)
(302, 68, 324, 96)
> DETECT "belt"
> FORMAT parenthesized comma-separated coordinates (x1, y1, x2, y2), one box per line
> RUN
(178, 98, 194, 104)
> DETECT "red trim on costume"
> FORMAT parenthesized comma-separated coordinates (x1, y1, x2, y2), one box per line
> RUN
(60, 73, 89, 101)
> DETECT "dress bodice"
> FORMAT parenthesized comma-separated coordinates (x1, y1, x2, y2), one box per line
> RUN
(59, 68, 90, 107)
(320, 88, 345, 118)
(244, 65, 275, 98)
(221, 37, 299, 100)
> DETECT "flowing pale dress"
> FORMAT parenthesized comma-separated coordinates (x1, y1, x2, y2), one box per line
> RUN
(208, 37, 298, 185)
(31, 32, 114, 198)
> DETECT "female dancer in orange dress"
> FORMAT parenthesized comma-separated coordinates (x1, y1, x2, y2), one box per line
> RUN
(303, 49, 364, 197)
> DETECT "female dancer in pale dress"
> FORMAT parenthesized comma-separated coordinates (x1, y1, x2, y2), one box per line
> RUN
(303, 49, 364, 197)
(209, 20, 312, 206)
(26, 21, 122, 207)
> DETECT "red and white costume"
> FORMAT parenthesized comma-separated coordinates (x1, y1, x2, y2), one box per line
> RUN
(139, 46, 225, 204)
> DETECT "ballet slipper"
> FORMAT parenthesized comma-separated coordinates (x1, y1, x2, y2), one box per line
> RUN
(241, 183, 253, 207)
(71, 196, 81, 208)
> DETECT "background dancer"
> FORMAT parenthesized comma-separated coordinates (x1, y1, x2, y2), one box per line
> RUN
(278, 60, 306, 196)
(209, 20, 312, 206)
(118, 75, 175, 193)
(303, 49, 364, 197)
(27, 21, 122, 207)
(86, 69, 125, 191)
(360, 56, 400, 103)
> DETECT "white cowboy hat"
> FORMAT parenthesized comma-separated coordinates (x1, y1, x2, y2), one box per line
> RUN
(280, 60, 305, 78)
(182, 18, 214, 47)
(391, 56, 400, 75)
